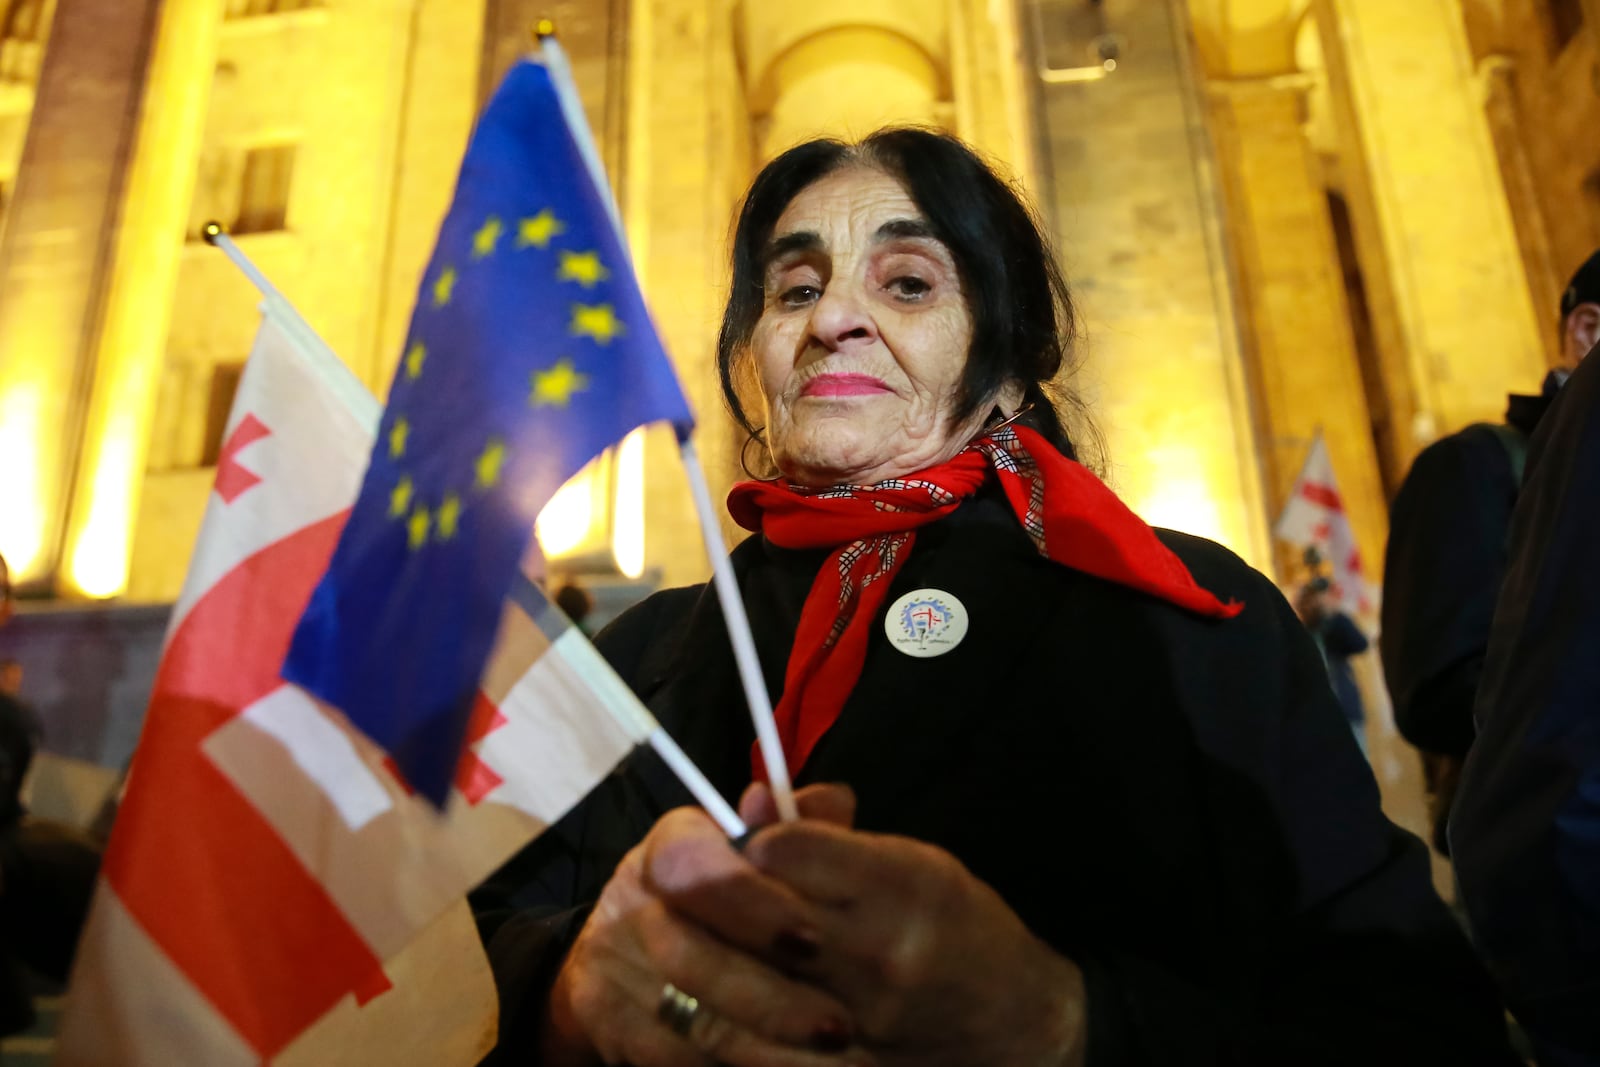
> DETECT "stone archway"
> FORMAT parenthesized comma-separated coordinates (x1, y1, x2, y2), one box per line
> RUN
(738, 4, 951, 160)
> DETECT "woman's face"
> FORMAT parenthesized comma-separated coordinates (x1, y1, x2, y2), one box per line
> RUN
(752, 166, 997, 486)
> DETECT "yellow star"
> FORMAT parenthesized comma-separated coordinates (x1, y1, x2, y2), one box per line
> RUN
(388, 417, 409, 459)
(475, 438, 507, 489)
(432, 266, 457, 307)
(389, 475, 413, 518)
(408, 504, 430, 549)
(436, 493, 462, 540)
(472, 217, 503, 260)
(530, 358, 590, 408)
(557, 250, 610, 288)
(404, 341, 426, 380)
(517, 209, 564, 250)
(570, 303, 624, 345)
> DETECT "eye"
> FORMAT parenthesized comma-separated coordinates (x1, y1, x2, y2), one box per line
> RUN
(778, 284, 821, 309)
(886, 275, 931, 301)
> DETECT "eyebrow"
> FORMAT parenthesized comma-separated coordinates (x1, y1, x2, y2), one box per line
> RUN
(759, 217, 939, 272)
(760, 230, 822, 269)
(874, 217, 936, 242)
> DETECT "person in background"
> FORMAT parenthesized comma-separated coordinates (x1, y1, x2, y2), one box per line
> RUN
(1295, 576, 1369, 756)
(1380, 250, 1600, 855)
(474, 128, 1515, 1067)
(0, 552, 101, 1038)
(0, 551, 38, 1035)
(0, 660, 23, 698)
(0, 557, 31, 829)
(1450, 338, 1600, 1067)
(552, 580, 596, 637)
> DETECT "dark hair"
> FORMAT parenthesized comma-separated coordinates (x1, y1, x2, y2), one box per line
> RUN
(552, 582, 594, 625)
(716, 127, 1101, 470)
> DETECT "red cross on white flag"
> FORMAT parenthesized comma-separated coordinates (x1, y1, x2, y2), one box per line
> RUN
(55, 296, 640, 1064)
(1274, 433, 1379, 616)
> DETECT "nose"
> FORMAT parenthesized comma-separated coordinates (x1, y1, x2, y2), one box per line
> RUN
(808, 282, 878, 352)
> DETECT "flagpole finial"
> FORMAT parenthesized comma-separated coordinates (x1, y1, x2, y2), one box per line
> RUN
(534, 16, 556, 40)
(201, 221, 225, 246)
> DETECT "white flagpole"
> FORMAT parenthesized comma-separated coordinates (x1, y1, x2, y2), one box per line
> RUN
(540, 31, 800, 822)
(204, 223, 750, 838)
(678, 437, 800, 822)
(202, 223, 377, 419)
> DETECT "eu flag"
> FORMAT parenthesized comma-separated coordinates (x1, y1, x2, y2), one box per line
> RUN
(283, 57, 693, 806)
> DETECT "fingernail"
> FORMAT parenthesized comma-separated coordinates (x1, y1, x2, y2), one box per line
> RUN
(774, 927, 820, 961)
(810, 1018, 852, 1052)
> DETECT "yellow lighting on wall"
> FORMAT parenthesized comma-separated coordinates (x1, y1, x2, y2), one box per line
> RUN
(0, 382, 47, 579)
(67, 420, 141, 599)
(1132, 447, 1230, 548)
(535, 467, 597, 559)
(612, 429, 645, 579)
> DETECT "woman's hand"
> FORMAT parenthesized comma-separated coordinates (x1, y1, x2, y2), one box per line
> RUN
(740, 784, 1087, 1067)
(541, 786, 865, 1067)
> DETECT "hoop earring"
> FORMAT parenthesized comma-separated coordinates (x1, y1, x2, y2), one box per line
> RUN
(980, 402, 1035, 437)
(740, 429, 781, 481)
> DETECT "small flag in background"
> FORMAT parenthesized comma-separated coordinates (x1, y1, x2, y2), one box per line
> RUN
(1275, 432, 1378, 615)
(284, 57, 693, 805)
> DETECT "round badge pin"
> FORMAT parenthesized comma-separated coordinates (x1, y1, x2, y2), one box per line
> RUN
(884, 588, 969, 658)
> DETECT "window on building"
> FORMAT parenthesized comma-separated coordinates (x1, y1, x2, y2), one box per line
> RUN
(1, 0, 47, 42)
(0, 0, 49, 84)
(234, 144, 295, 234)
(1541, 0, 1585, 55)
(201, 362, 246, 467)
(224, 0, 321, 17)
(188, 142, 296, 240)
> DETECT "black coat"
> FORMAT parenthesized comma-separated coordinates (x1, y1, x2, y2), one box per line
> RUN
(474, 489, 1514, 1065)
(1453, 349, 1600, 1065)
(0, 692, 40, 830)
(1380, 391, 1551, 759)
(1308, 611, 1369, 725)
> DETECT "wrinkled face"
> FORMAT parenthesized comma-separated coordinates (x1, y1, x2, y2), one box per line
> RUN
(751, 167, 999, 486)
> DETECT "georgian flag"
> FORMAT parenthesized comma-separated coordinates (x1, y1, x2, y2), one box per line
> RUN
(55, 299, 641, 1065)
(1274, 432, 1379, 616)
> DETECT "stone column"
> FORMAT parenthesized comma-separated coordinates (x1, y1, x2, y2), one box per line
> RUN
(1207, 75, 1388, 579)
(948, 0, 1037, 189)
(626, 0, 751, 588)
(1477, 54, 1563, 368)
(365, 0, 487, 387)
(1313, 0, 1547, 450)
(0, 0, 166, 593)
(56, 0, 222, 599)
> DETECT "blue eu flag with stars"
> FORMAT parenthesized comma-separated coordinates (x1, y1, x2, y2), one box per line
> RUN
(283, 58, 693, 806)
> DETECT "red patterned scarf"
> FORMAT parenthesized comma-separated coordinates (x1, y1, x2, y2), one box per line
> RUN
(727, 424, 1243, 778)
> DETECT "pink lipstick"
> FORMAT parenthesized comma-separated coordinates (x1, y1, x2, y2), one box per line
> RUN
(800, 374, 891, 398)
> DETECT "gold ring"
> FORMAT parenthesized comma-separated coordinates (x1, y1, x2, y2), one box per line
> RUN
(656, 981, 700, 1038)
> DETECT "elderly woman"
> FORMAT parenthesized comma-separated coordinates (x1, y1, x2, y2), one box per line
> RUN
(474, 129, 1515, 1066)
